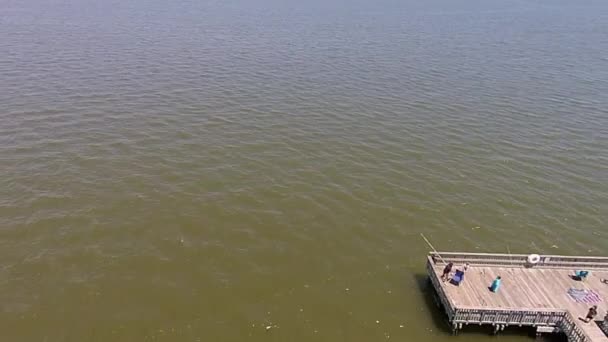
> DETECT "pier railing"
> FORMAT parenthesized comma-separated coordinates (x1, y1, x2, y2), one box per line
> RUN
(430, 252, 608, 270)
(426, 256, 455, 318)
(452, 308, 565, 326)
(450, 306, 591, 341)
(558, 311, 593, 342)
(600, 314, 608, 336)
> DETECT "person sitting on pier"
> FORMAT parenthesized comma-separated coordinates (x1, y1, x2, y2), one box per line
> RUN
(581, 305, 598, 323)
(489, 276, 501, 293)
(441, 262, 454, 282)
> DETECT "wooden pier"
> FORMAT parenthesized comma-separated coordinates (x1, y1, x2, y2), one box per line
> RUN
(426, 252, 608, 341)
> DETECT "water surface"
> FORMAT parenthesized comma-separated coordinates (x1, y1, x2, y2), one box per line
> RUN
(1, 0, 608, 340)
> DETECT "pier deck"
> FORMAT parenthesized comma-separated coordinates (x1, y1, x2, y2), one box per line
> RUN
(427, 252, 608, 341)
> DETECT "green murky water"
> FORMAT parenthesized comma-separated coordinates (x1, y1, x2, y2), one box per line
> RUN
(1, 0, 607, 340)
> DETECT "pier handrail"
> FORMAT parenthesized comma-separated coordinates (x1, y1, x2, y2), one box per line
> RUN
(600, 314, 608, 336)
(450, 307, 592, 341)
(430, 252, 608, 270)
(558, 311, 593, 342)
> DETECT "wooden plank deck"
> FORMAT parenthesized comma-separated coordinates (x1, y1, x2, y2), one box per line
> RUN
(427, 252, 608, 341)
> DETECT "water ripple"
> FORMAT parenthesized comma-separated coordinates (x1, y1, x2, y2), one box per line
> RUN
(1, 0, 608, 340)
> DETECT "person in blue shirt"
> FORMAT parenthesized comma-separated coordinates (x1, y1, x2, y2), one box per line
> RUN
(490, 276, 501, 293)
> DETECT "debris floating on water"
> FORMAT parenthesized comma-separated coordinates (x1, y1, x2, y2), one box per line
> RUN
(266, 326, 272, 331)
(376, 320, 380, 324)
(399, 325, 404, 328)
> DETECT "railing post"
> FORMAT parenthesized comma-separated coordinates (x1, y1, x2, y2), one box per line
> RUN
(600, 312, 608, 336)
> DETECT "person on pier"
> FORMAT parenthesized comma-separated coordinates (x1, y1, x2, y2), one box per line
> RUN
(489, 276, 501, 292)
(581, 305, 598, 323)
(441, 262, 453, 282)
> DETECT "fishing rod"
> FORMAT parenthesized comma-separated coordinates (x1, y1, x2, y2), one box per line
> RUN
(420, 233, 447, 265)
